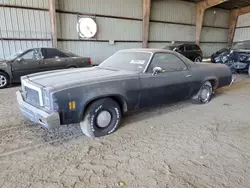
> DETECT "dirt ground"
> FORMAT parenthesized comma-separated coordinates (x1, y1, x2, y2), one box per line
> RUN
(0, 75, 250, 188)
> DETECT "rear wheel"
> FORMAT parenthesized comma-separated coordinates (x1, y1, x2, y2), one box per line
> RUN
(80, 98, 121, 138)
(197, 81, 213, 104)
(0, 72, 9, 89)
(194, 56, 202, 62)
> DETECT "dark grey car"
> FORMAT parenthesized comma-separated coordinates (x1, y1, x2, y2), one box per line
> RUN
(16, 49, 233, 138)
(0, 48, 91, 88)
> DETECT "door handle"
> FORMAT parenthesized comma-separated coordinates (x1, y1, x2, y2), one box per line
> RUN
(186, 74, 192, 78)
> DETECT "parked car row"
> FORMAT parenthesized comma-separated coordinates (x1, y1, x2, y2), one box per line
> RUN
(0, 48, 92, 88)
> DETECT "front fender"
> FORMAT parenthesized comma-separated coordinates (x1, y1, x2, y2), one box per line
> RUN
(0, 63, 12, 80)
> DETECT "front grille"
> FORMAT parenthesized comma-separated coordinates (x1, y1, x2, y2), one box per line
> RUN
(24, 87, 41, 107)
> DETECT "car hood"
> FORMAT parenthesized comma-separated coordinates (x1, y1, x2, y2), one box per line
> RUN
(26, 67, 137, 88)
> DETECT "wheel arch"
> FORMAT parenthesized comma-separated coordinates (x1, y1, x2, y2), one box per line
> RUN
(82, 94, 128, 118)
(0, 69, 10, 79)
(204, 77, 219, 90)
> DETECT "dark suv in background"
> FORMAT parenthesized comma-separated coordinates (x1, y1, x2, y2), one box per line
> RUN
(164, 43, 203, 62)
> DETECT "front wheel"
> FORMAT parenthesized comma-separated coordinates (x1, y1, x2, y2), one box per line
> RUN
(80, 98, 122, 138)
(197, 81, 213, 104)
(0, 72, 9, 89)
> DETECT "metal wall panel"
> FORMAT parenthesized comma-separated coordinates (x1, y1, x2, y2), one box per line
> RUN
(58, 41, 142, 64)
(201, 27, 228, 42)
(151, 0, 196, 24)
(0, 7, 51, 38)
(234, 28, 250, 42)
(237, 13, 250, 27)
(200, 43, 228, 57)
(149, 22, 195, 42)
(58, 13, 142, 40)
(58, 0, 142, 19)
(233, 13, 250, 42)
(0, 40, 52, 59)
(203, 8, 230, 28)
(0, 0, 48, 9)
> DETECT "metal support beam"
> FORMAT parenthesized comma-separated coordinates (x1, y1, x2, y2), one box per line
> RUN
(228, 5, 250, 45)
(48, 0, 57, 48)
(142, 0, 151, 48)
(196, 0, 228, 45)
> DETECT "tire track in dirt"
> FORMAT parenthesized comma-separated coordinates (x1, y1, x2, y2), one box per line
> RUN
(0, 123, 83, 156)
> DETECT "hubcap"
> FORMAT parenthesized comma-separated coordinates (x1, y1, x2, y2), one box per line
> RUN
(96, 110, 112, 128)
(0, 75, 7, 87)
(200, 87, 210, 102)
(195, 57, 201, 62)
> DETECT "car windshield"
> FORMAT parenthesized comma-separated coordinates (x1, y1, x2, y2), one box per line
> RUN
(6, 51, 23, 61)
(99, 51, 152, 72)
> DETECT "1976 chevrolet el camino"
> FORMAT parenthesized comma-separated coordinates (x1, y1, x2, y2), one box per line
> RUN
(16, 49, 233, 138)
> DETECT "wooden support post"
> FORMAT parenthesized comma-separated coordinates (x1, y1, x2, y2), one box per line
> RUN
(228, 9, 239, 46)
(196, 0, 227, 45)
(196, 4, 204, 45)
(48, 0, 57, 48)
(142, 0, 151, 48)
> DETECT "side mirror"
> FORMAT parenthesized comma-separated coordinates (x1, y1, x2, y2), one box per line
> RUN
(152, 67, 163, 76)
(16, 57, 23, 62)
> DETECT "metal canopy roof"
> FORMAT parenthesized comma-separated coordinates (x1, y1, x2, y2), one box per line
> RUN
(181, 0, 250, 10)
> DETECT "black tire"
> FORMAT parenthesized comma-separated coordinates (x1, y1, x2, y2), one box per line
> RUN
(68, 66, 76, 69)
(248, 66, 250, 77)
(194, 56, 202, 62)
(80, 98, 121, 138)
(197, 81, 213, 104)
(0, 72, 9, 89)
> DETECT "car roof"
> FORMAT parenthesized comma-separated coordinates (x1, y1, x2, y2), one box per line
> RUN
(118, 48, 177, 53)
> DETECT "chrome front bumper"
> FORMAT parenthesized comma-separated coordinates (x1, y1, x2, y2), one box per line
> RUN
(16, 91, 60, 129)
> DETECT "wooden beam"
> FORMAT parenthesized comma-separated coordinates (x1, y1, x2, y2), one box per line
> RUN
(48, 0, 57, 48)
(196, 4, 205, 45)
(142, 0, 151, 48)
(196, 0, 227, 45)
(238, 5, 250, 15)
(198, 0, 229, 9)
(228, 9, 239, 45)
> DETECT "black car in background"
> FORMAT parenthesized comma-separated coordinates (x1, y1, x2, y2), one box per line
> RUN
(211, 48, 230, 63)
(0, 48, 92, 88)
(164, 43, 203, 62)
(211, 41, 250, 75)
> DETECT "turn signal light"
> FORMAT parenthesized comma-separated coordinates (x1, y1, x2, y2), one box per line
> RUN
(69, 101, 76, 110)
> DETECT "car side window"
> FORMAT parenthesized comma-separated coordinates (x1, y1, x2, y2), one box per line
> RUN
(185, 45, 193, 51)
(43, 49, 67, 59)
(147, 53, 187, 73)
(20, 50, 36, 60)
(178, 46, 184, 52)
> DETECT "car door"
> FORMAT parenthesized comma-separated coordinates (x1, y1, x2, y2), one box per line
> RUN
(11, 49, 42, 81)
(40, 48, 67, 71)
(183, 45, 194, 60)
(139, 52, 192, 108)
